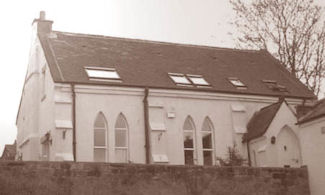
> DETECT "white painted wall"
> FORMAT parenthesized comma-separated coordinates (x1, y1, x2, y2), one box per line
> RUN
(299, 118, 325, 195)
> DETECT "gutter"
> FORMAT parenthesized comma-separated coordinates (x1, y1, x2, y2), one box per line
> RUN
(143, 88, 151, 164)
(71, 84, 77, 162)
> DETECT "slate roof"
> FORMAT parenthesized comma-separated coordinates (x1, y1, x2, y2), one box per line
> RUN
(243, 100, 283, 142)
(298, 98, 325, 124)
(38, 31, 315, 98)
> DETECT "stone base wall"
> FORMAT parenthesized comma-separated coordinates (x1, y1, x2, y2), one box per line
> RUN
(0, 161, 310, 195)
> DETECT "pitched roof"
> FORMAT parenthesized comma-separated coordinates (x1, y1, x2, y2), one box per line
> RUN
(243, 100, 283, 142)
(0, 143, 16, 160)
(38, 31, 315, 99)
(298, 98, 325, 124)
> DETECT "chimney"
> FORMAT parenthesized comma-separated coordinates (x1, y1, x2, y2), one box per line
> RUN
(32, 11, 53, 34)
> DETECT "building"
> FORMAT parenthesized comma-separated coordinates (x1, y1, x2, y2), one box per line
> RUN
(296, 99, 325, 195)
(16, 12, 315, 165)
(243, 98, 302, 167)
(1, 141, 16, 161)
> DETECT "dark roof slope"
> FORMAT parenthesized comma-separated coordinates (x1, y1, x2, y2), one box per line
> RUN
(298, 98, 325, 124)
(39, 31, 315, 98)
(243, 101, 283, 142)
(0, 143, 16, 160)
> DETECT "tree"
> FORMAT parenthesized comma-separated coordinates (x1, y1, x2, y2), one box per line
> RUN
(229, 0, 325, 96)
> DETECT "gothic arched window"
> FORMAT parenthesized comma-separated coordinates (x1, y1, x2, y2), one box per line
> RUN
(93, 112, 107, 162)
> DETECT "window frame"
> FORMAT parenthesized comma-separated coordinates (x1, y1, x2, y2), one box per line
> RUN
(85, 67, 122, 82)
(228, 77, 247, 89)
(168, 73, 211, 87)
(168, 73, 192, 86)
(183, 116, 197, 165)
(201, 117, 215, 166)
(114, 114, 129, 163)
(93, 112, 108, 162)
(186, 74, 210, 86)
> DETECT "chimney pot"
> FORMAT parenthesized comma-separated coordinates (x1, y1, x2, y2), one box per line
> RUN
(40, 11, 46, 20)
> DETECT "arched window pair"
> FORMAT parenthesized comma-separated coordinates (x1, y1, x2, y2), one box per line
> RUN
(93, 113, 128, 163)
(183, 116, 214, 165)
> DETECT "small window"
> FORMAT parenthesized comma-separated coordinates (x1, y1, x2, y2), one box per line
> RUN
(85, 67, 121, 81)
(187, 74, 210, 86)
(168, 73, 191, 85)
(228, 77, 246, 88)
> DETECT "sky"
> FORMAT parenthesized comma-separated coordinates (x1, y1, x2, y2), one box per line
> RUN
(0, 0, 324, 155)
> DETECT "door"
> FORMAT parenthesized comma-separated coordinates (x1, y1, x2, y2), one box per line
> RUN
(276, 127, 301, 167)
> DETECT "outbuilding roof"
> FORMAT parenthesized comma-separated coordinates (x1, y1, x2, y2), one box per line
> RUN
(298, 98, 325, 124)
(38, 31, 315, 99)
(0, 143, 16, 160)
(243, 100, 284, 142)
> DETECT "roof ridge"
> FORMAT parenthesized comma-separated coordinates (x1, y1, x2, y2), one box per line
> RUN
(52, 30, 261, 53)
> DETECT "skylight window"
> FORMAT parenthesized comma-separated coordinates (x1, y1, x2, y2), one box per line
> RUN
(85, 67, 121, 81)
(262, 80, 288, 92)
(168, 73, 211, 87)
(168, 73, 191, 85)
(228, 77, 246, 89)
(187, 74, 210, 86)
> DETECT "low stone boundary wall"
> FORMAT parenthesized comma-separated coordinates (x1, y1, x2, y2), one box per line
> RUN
(0, 161, 309, 195)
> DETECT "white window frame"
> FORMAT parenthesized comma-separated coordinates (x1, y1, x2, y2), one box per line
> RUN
(168, 73, 192, 85)
(93, 113, 107, 162)
(183, 116, 197, 165)
(114, 114, 129, 163)
(201, 117, 215, 165)
(187, 74, 210, 86)
(85, 67, 121, 81)
(228, 77, 247, 88)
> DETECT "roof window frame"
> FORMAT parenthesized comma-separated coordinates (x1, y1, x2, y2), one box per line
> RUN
(85, 67, 122, 82)
(186, 74, 210, 86)
(228, 77, 247, 89)
(168, 73, 192, 86)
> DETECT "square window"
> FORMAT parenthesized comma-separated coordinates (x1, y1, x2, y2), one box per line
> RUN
(85, 67, 120, 80)
(187, 75, 210, 86)
(94, 129, 106, 146)
(168, 73, 191, 85)
(115, 130, 127, 147)
(94, 148, 106, 162)
(228, 77, 246, 88)
(184, 150, 194, 165)
(184, 132, 194, 149)
(202, 133, 212, 149)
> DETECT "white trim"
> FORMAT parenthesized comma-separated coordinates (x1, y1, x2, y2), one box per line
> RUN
(55, 120, 73, 129)
(150, 122, 167, 131)
(54, 83, 309, 106)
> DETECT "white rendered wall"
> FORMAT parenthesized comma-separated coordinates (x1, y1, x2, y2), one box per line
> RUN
(299, 119, 325, 195)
